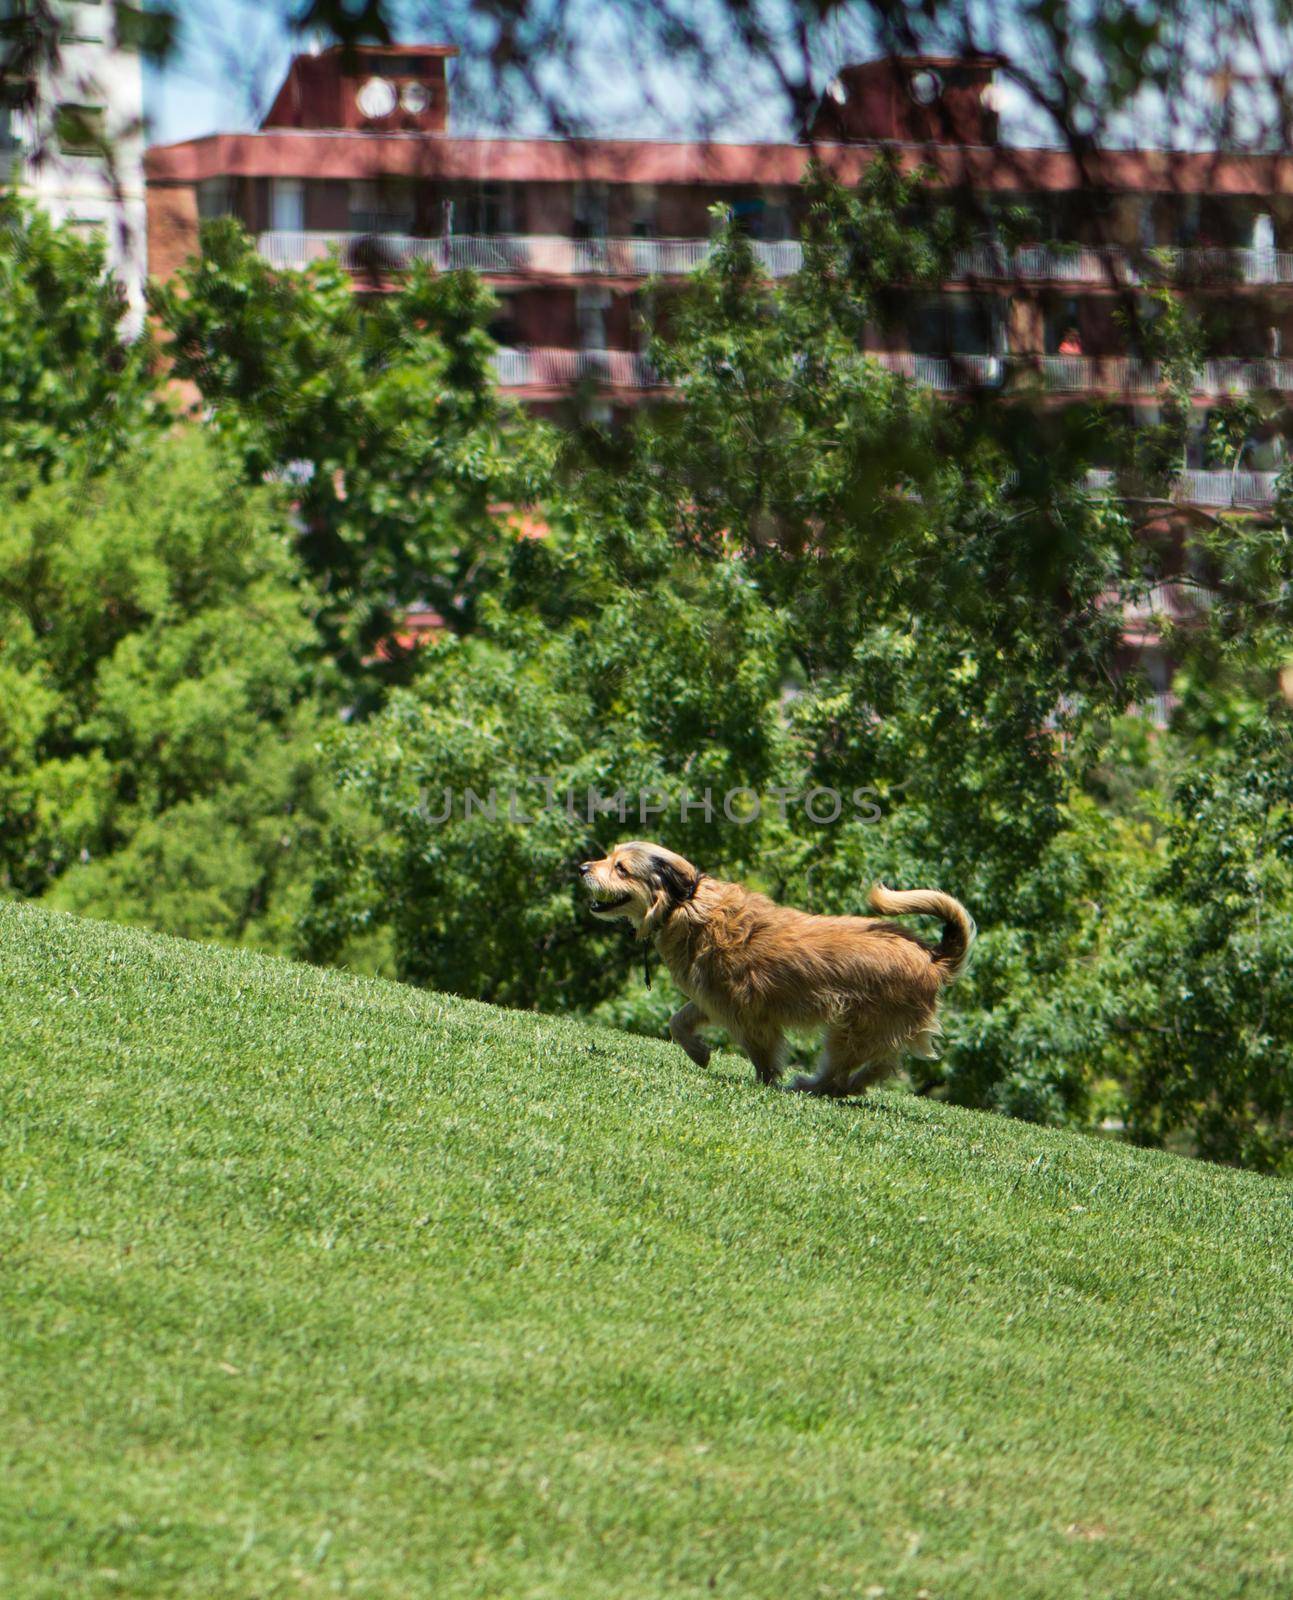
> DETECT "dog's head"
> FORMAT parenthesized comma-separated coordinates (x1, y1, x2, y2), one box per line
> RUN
(578, 841, 703, 939)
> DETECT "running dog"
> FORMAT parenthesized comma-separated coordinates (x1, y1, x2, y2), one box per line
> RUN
(578, 841, 974, 1096)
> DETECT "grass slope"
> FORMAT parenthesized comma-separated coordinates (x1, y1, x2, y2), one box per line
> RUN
(4, 903, 1293, 1599)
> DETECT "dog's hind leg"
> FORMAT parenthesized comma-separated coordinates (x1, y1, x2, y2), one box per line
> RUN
(791, 1025, 904, 1098)
(668, 1001, 711, 1068)
(842, 1014, 938, 1094)
(737, 1028, 786, 1086)
(843, 1054, 902, 1095)
(788, 1027, 862, 1097)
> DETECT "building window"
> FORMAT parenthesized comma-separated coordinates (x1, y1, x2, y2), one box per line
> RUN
(55, 103, 106, 157)
(62, 0, 107, 43)
(487, 291, 521, 347)
(457, 182, 514, 236)
(1045, 299, 1084, 355)
(908, 295, 1004, 356)
(573, 182, 608, 241)
(629, 184, 656, 239)
(1176, 194, 1202, 247)
(66, 210, 108, 243)
(197, 178, 235, 221)
(349, 179, 414, 234)
(270, 178, 305, 233)
(577, 287, 610, 349)
(758, 193, 793, 241)
(729, 192, 793, 241)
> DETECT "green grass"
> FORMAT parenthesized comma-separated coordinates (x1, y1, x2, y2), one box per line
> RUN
(4, 904, 1293, 1599)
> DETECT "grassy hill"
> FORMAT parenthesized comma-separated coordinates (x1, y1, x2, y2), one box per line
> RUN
(3, 903, 1293, 1598)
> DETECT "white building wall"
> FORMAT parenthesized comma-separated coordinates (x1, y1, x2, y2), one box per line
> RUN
(3, 1, 147, 328)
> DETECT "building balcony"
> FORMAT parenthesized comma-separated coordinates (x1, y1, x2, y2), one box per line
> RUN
(949, 243, 1293, 287)
(871, 352, 1293, 398)
(1084, 467, 1281, 507)
(871, 352, 1007, 389)
(491, 346, 660, 390)
(255, 230, 1293, 289)
(1037, 355, 1293, 395)
(255, 230, 804, 279)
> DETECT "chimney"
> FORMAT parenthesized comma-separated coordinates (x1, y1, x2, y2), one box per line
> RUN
(260, 44, 458, 133)
(808, 55, 1003, 145)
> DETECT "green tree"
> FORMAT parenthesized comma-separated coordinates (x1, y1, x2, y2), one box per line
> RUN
(152, 222, 555, 690)
(1083, 493, 1293, 1168)
(1111, 724, 1293, 1171)
(0, 431, 355, 953)
(0, 196, 163, 475)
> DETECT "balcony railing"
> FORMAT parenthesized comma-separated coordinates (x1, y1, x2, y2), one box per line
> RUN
(1038, 355, 1293, 394)
(949, 243, 1293, 286)
(871, 352, 1293, 396)
(1085, 467, 1281, 506)
(255, 231, 805, 279)
(491, 347, 660, 389)
(871, 352, 1006, 389)
(256, 230, 1293, 287)
(486, 348, 1280, 499)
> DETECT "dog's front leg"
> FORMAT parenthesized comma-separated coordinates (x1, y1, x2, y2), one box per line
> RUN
(668, 1001, 711, 1068)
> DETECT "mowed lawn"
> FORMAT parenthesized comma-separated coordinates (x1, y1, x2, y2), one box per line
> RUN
(4, 904, 1293, 1598)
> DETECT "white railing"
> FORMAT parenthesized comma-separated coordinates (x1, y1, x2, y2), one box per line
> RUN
(1044, 356, 1293, 394)
(950, 243, 1293, 285)
(1201, 358, 1293, 394)
(487, 348, 1289, 496)
(1141, 693, 1180, 728)
(873, 353, 1293, 397)
(1123, 580, 1219, 622)
(1177, 468, 1282, 506)
(870, 351, 1006, 389)
(950, 244, 1138, 284)
(256, 230, 1293, 287)
(490, 347, 660, 388)
(1036, 356, 1158, 393)
(255, 231, 806, 279)
(1084, 466, 1281, 506)
(1169, 246, 1293, 284)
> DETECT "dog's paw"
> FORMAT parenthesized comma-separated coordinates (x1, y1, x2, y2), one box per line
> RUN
(668, 1032, 710, 1068)
(786, 1073, 844, 1097)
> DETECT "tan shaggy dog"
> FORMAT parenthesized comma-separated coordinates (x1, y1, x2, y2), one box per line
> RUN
(579, 841, 975, 1096)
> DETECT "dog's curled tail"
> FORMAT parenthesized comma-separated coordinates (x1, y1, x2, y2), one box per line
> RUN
(868, 884, 977, 983)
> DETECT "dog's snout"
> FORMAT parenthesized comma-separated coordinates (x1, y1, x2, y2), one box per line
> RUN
(578, 861, 593, 877)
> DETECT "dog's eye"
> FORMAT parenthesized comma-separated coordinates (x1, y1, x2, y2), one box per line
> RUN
(616, 863, 630, 877)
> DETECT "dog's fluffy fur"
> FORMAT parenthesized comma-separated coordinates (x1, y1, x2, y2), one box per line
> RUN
(579, 841, 975, 1096)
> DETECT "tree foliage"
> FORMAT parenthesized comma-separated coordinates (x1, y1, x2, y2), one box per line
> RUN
(152, 223, 555, 689)
(0, 197, 163, 475)
(0, 431, 352, 952)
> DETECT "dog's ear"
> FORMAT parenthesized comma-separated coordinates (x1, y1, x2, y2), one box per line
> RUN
(652, 857, 696, 902)
(639, 855, 699, 939)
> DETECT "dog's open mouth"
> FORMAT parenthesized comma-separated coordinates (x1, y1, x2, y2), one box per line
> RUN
(588, 892, 631, 914)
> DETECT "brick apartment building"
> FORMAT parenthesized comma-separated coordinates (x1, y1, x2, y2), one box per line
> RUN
(145, 42, 1293, 517)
